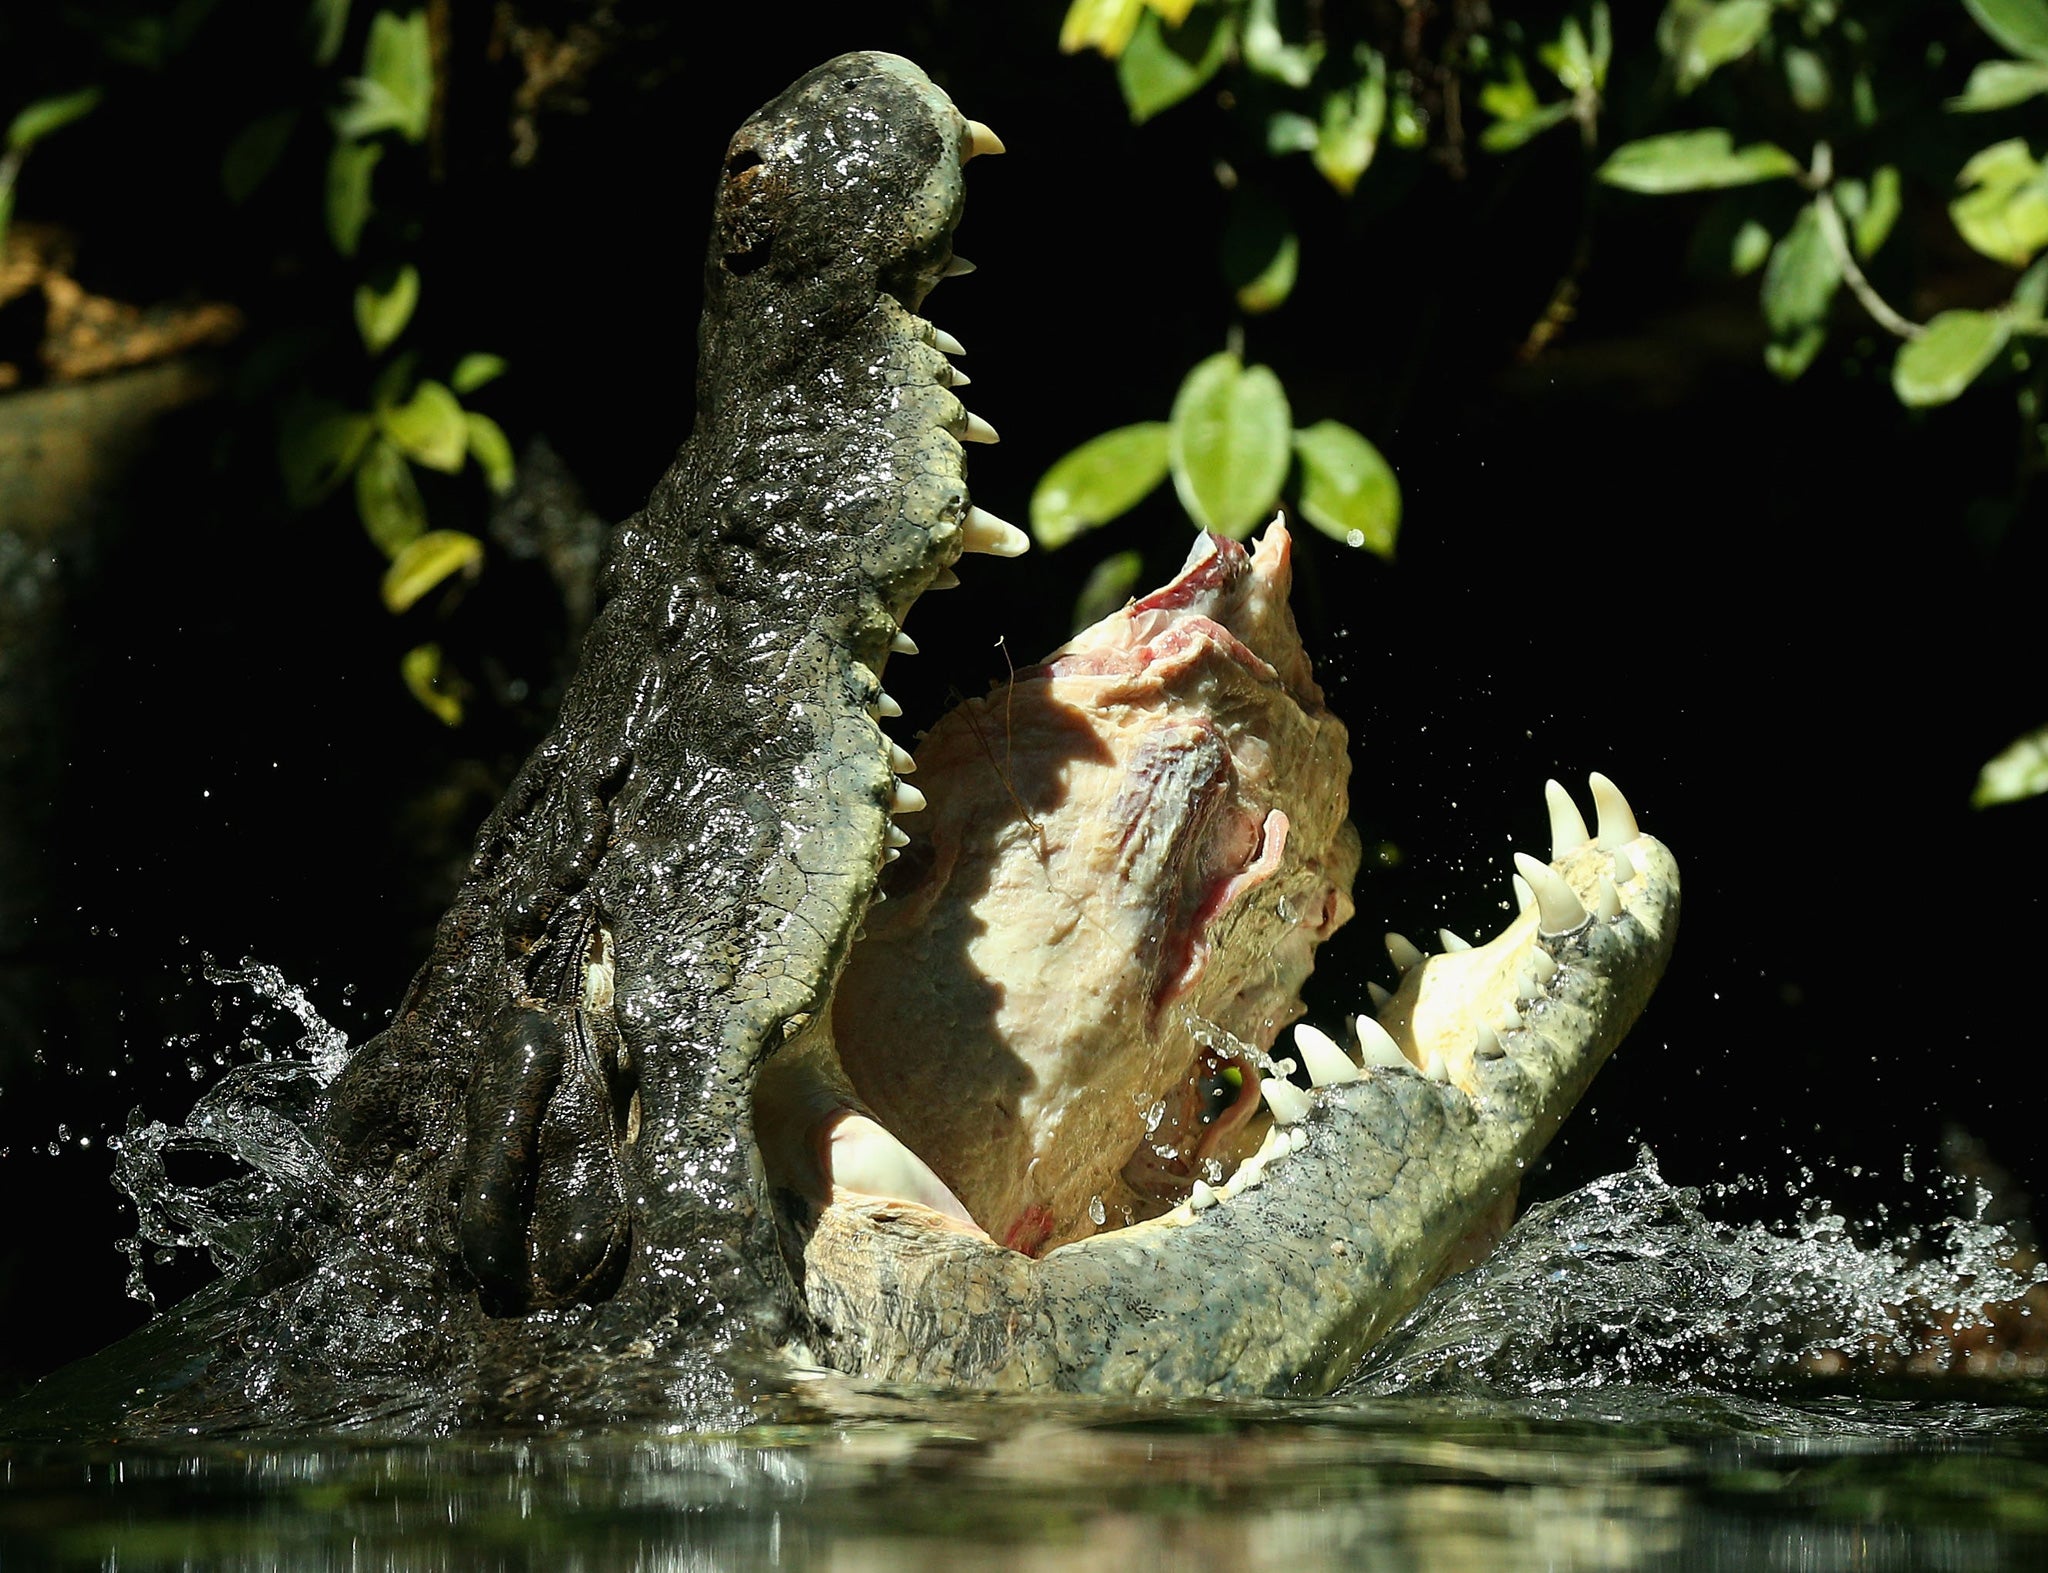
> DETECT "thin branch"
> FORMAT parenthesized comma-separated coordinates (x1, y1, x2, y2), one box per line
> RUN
(1808, 142, 1924, 343)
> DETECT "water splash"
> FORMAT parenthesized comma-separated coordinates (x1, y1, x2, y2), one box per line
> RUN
(1350, 1147, 2048, 1400)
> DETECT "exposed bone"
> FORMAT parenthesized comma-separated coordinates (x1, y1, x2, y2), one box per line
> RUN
(932, 327, 966, 356)
(1354, 1014, 1412, 1070)
(1261, 1077, 1312, 1126)
(1590, 772, 1640, 849)
(961, 412, 1000, 444)
(962, 504, 1030, 556)
(1386, 931, 1425, 972)
(891, 631, 919, 655)
(1293, 1023, 1361, 1087)
(891, 782, 927, 814)
(963, 119, 1007, 160)
(1545, 778, 1591, 859)
(1438, 929, 1471, 952)
(1513, 852, 1588, 936)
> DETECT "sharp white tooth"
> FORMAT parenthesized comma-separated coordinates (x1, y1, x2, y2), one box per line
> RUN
(883, 847, 900, 862)
(963, 119, 1007, 159)
(1424, 1049, 1449, 1082)
(961, 412, 1000, 444)
(1516, 962, 1543, 1005)
(1366, 981, 1392, 1010)
(891, 630, 919, 655)
(1189, 1179, 1217, 1211)
(1355, 1014, 1412, 1070)
(1493, 1004, 1521, 1036)
(1438, 929, 1471, 952)
(875, 691, 903, 718)
(932, 327, 966, 356)
(1597, 876, 1622, 921)
(931, 566, 962, 589)
(1589, 772, 1640, 849)
(1261, 1077, 1313, 1126)
(1293, 1023, 1361, 1087)
(1612, 846, 1636, 884)
(962, 504, 1029, 556)
(889, 743, 917, 774)
(1545, 778, 1591, 859)
(944, 256, 977, 277)
(1529, 948, 1557, 982)
(1386, 931, 1425, 972)
(1513, 874, 1535, 915)
(944, 365, 972, 387)
(1287, 1127, 1308, 1153)
(1474, 1024, 1506, 1060)
(825, 1113, 977, 1226)
(886, 824, 911, 848)
(892, 781, 927, 814)
(1512, 853, 1588, 935)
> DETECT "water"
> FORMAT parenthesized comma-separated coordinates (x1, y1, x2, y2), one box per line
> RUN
(6, 967, 2048, 1568)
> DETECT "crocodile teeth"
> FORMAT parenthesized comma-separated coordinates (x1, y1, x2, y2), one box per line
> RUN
(1512, 852, 1588, 936)
(1597, 876, 1622, 921)
(1438, 928, 1471, 952)
(1474, 1024, 1505, 1060)
(1589, 772, 1640, 849)
(885, 824, 911, 848)
(960, 412, 1000, 445)
(891, 781, 927, 814)
(891, 630, 919, 655)
(963, 119, 1006, 159)
(1612, 846, 1636, 884)
(883, 849, 900, 863)
(932, 328, 966, 356)
(1493, 1004, 1522, 1036)
(1528, 948, 1557, 982)
(944, 365, 972, 387)
(931, 566, 962, 589)
(1385, 931, 1425, 972)
(825, 1113, 977, 1225)
(1545, 778, 1591, 858)
(1293, 1023, 1361, 1087)
(888, 742, 917, 774)
(1366, 981, 1392, 1009)
(1512, 874, 1534, 915)
(1189, 1179, 1217, 1211)
(944, 256, 977, 277)
(1355, 1014, 1411, 1071)
(876, 691, 903, 718)
(1261, 1076, 1312, 1126)
(962, 504, 1029, 556)
(1424, 1048, 1450, 1082)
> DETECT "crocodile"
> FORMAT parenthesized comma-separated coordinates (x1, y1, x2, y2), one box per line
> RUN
(8, 51, 1675, 1432)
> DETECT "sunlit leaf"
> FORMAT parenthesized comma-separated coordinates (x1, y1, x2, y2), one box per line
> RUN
(1243, 0, 1322, 87)
(1117, 7, 1233, 124)
(1854, 165, 1901, 257)
(1662, 0, 1772, 92)
(464, 411, 517, 495)
(325, 139, 381, 255)
(1482, 100, 1573, 154)
(1729, 217, 1773, 276)
(1973, 723, 2048, 806)
(336, 9, 432, 143)
(1892, 310, 2010, 406)
(1598, 129, 1799, 193)
(1061, 0, 1146, 56)
(1479, 57, 1540, 125)
(2012, 256, 2048, 320)
(1760, 202, 1840, 381)
(1965, 0, 2048, 63)
(1950, 59, 2048, 112)
(1266, 111, 1320, 155)
(1293, 420, 1400, 558)
(278, 401, 374, 507)
(369, 349, 419, 412)
(1071, 549, 1146, 633)
(379, 379, 467, 472)
(1951, 139, 2048, 267)
(309, 0, 353, 65)
(1538, 16, 1595, 96)
(1314, 49, 1387, 195)
(383, 529, 483, 614)
(1031, 423, 1171, 548)
(1168, 353, 1292, 538)
(1223, 189, 1299, 314)
(1144, 0, 1198, 22)
(401, 642, 463, 726)
(221, 110, 298, 204)
(354, 263, 419, 354)
(451, 352, 507, 394)
(6, 88, 103, 154)
(355, 438, 427, 556)
(1590, 1, 1613, 87)
(1782, 46, 1830, 111)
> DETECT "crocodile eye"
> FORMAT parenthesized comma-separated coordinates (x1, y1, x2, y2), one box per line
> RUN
(1195, 1065, 1242, 1126)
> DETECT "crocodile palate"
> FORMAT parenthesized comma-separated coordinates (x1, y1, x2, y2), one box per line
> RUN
(17, 52, 1676, 1429)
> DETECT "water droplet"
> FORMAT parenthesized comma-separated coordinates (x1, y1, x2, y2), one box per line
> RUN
(1088, 1196, 1106, 1227)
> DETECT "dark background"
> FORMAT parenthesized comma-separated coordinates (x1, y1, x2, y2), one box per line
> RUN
(1, 2, 2041, 1397)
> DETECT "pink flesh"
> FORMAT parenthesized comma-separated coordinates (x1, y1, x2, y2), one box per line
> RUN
(832, 524, 1358, 1253)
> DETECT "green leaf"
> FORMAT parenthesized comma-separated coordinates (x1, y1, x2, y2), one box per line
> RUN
(1538, 16, 1596, 96)
(2011, 256, 2048, 320)
(1314, 49, 1387, 195)
(1759, 202, 1841, 381)
(353, 263, 419, 354)
(1117, 8, 1233, 124)
(369, 348, 419, 412)
(1598, 129, 1800, 193)
(1481, 100, 1573, 154)
(1168, 353, 1293, 538)
(325, 139, 381, 255)
(1071, 549, 1146, 633)
(379, 379, 467, 472)
(1293, 420, 1400, 558)
(383, 529, 483, 614)
(336, 9, 432, 143)
(355, 438, 427, 556)
(6, 88, 103, 154)
(1669, 0, 1773, 92)
(1590, 2, 1613, 88)
(1965, 0, 2048, 63)
(309, 0, 353, 65)
(1973, 722, 2048, 806)
(464, 411, 517, 495)
(1951, 139, 2048, 267)
(1949, 58, 2048, 112)
(450, 352, 507, 394)
(1223, 189, 1299, 314)
(1892, 310, 2010, 406)
(400, 642, 463, 726)
(1030, 423, 1172, 548)
(1266, 111, 1320, 155)
(221, 110, 298, 205)
(1782, 46, 1831, 112)
(1243, 0, 1322, 87)
(1061, 0, 1147, 57)
(1855, 165, 1901, 257)
(1730, 217, 1774, 276)
(278, 401, 374, 507)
